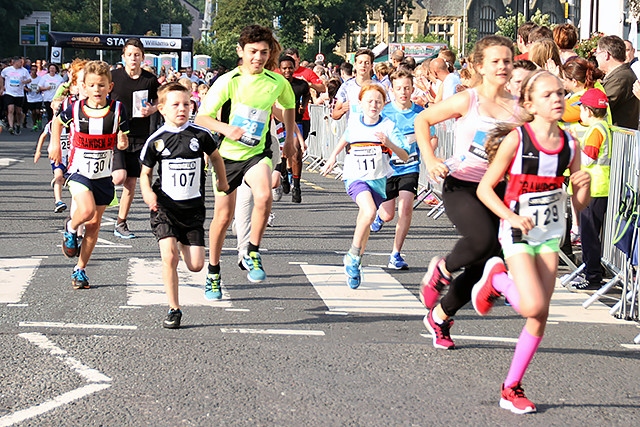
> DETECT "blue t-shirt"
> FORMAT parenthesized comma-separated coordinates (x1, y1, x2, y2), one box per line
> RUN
(382, 101, 432, 175)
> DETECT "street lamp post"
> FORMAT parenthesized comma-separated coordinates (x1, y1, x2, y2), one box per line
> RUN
(393, 0, 398, 43)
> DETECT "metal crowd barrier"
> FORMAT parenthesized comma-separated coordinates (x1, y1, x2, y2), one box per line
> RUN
(581, 127, 640, 332)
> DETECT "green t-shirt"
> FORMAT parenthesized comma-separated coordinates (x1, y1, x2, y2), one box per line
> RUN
(199, 67, 295, 161)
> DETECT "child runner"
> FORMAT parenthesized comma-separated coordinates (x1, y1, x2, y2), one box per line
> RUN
(34, 96, 68, 213)
(370, 69, 437, 270)
(195, 25, 296, 296)
(571, 88, 611, 290)
(139, 83, 228, 328)
(321, 83, 409, 288)
(474, 70, 591, 413)
(49, 60, 129, 289)
(415, 35, 520, 350)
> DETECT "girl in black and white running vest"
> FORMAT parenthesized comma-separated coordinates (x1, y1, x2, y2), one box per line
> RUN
(475, 70, 591, 414)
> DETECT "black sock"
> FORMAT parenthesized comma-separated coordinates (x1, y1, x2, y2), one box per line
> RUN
(292, 176, 300, 187)
(247, 242, 259, 253)
(208, 263, 220, 274)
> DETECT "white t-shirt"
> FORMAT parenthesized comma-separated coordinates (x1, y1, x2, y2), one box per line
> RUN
(38, 73, 64, 102)
(26, 76, 43, 103)
(1, 66, 30, 97)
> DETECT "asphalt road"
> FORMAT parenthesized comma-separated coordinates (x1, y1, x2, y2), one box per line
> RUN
(1, 129, 639, 426)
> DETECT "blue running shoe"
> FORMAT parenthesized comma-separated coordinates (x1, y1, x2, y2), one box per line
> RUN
(62, 229, 79, 258)
(242, 251, 266, 283)
(71, 268, 90, 289)
(54, 201, 67, 213)
(343, 253, 362, 289)
(204, 273, 222, 300)
(370, 215, 384, 232)
(388, 252, 409, 270)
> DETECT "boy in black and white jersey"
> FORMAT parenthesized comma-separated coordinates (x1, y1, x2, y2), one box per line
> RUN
(139, 82, 228, 329)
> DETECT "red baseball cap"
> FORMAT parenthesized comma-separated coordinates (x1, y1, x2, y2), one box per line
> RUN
(575, 88, 608, 108)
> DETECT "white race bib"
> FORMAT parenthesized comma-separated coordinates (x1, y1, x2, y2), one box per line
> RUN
(161, 158, 202, 201)
(77, 149, 113, 179)
(230, 104, 269, 147)
(518, 188, 566, 244)
(342, 145, 391, 181)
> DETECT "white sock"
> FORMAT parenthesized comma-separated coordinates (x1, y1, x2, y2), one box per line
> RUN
(67, 220, 77, 234)
(431, 309, 445, 325)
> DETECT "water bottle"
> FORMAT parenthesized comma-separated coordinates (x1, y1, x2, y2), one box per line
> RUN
(429, 155, 465, 186)
(443, 154, 465, 174)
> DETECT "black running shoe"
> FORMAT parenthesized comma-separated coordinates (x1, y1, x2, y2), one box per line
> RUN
(163, 308, 182, 329)
(281, 174, 290, 194)
(292, 186, 302, 203)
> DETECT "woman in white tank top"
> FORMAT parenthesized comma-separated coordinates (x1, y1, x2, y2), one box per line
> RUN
(412, 35, 520, 351)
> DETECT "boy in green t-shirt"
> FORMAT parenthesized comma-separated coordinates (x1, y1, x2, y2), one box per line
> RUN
(195, 25, 296, 295)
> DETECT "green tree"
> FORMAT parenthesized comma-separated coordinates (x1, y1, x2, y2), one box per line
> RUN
(0, 3, 37, 57)
(495, 8, 551, 40)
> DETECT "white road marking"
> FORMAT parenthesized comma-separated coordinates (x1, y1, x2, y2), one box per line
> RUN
(19, 321, 137, 331)
(620, 344, 640, 350)
(220, 328, 325, 336)
(300, 264, 427, 316)
(127, 258, 232, 307)
(7, 304, 28, 307)
(0, 258, 42, 304)
(56, 234, 132, 249)
(0, 158, 21, 167)
(225, 308, 250, 312)
(549, 282, 631, 325)
(421, 333, 518, 344)
(0, 333, 112, 427)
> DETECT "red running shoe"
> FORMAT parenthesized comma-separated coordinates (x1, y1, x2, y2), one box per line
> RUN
(423, 311, 455, 350)
(471, 257, 507, 316)
(500, 382, 537, 414)
(419, 257, 451, 309)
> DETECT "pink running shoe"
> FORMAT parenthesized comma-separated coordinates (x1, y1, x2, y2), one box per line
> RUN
(500, 382, 537, 414)
(419, 257, 451, 309)
(471, 257, 507, 316)
(423, 311, 455, 350)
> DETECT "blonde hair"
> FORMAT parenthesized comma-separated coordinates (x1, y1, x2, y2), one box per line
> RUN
(83, 60, 112, 83)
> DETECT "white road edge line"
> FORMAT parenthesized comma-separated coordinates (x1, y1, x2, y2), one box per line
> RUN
(620, 344, 640, 350)
(0, 333, 112, 427)
(19, 321, 137, 330)
(220, 328, 325, 336)
(420, 333, 519, 344)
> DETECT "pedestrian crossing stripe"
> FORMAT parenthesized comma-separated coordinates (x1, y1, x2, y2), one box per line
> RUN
(0, 258, 43, 303)
(126, 258, 232, 307)
(0, 158, 21, 167)
(300, 264, 428, 316)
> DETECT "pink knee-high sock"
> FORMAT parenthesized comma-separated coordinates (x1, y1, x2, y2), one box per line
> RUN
(492, 272, 521, 314)
(504, 327, 543, 387)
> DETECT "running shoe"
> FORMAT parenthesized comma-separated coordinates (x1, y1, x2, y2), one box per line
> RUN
(471, 257, 506, 316)
(423, 311, 455, 350)
(370, 215, 384, 232)
(267, 212, 275, 227)
(204, 273, 222, 300)
(388, 252, 409, 270)
(242, 251, 266, 282)
(62, 228, 79, 258)
(291, 186, 302, 203)
(281, 174, 291, 194)
(419, 257, 451, 309)
(71, 268, 90, 289)
(272, 186, 283, 202)
(54, 201, 67, 213)
(500, 382, 536, 414)
(343, 252, 362, 289)
(163, 308, 182, 329)
(570, 231, 581, 246)
(15, 125, 21, 135)
(114, 220, 136, 239)
(9, 126, 15, 135)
